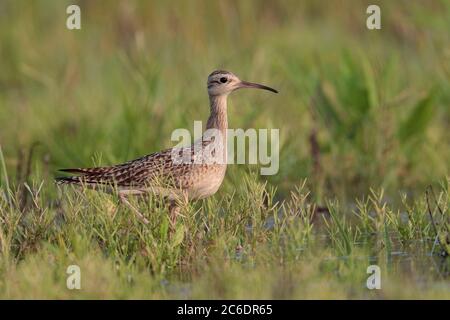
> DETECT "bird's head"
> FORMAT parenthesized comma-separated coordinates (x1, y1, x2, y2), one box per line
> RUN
(207, 70, 278, 97)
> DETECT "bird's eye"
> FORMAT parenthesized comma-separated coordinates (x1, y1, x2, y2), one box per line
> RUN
(219, 77, 228, 83)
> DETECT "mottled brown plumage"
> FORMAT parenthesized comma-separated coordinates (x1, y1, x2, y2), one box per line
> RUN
(56, 70, 277, 225)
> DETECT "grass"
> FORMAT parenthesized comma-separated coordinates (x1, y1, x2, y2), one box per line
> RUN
(0, 0, 449, 299)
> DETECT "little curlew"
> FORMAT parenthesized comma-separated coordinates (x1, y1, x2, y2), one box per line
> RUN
(56, 70, 278, 226)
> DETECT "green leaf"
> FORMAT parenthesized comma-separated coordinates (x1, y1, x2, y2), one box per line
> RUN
(171, 224, 185, 248)
(160, 218, 169, 240)
(361, 56, 378, 110)
(398, 91, 435, 144)
(314, 82, 344, 136)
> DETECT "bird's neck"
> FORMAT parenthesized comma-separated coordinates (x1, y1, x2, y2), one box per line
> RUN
(206, 95, 228, 132)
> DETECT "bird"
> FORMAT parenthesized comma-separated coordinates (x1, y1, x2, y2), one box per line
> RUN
(56, 70, 278, 226)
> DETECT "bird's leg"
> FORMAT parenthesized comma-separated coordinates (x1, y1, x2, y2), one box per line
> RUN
(168, 200, 180, 232)
(119, 193, 149, 224)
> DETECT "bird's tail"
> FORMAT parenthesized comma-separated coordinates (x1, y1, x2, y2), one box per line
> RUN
(55, 175, 83, 185)
(55, 167, 114, 187)
(55, 167, 93, 185)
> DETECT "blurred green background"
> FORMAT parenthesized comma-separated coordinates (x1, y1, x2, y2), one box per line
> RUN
(0, 0, 449, 201)
(1, 0, 450, 300)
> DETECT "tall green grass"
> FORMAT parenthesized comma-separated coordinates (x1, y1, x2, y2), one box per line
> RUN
(0, 0, 449, 298)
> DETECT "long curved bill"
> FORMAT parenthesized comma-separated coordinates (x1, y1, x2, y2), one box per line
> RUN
(238, 81, 278, 93)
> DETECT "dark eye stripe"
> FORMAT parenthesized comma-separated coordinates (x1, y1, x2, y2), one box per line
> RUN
(208, 80, 221, 88)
